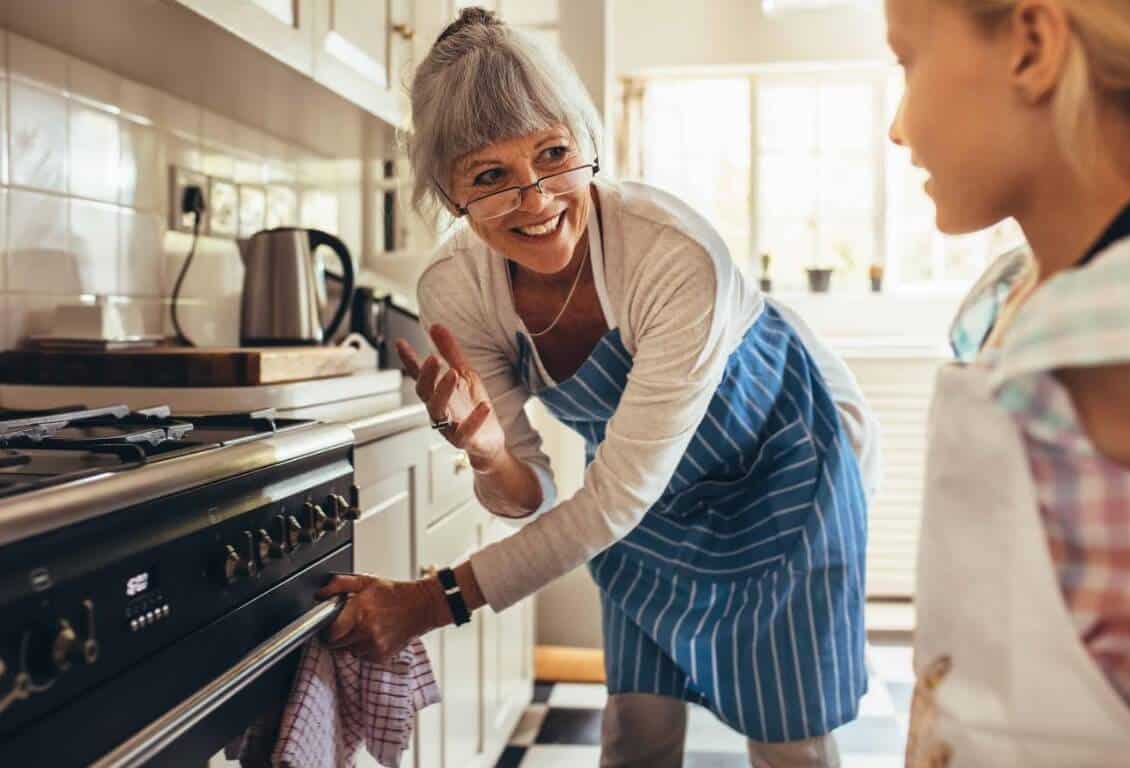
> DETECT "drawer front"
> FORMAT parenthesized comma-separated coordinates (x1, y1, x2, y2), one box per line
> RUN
(426, 439, 475, 522)
(418, 499, 480, 573)
(354, 472, 412, 581)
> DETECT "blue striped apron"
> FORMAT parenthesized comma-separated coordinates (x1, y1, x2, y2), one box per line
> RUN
(515, 305, 868, 742)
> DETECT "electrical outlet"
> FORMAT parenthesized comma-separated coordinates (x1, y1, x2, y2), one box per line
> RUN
(168, 166, 209, 233)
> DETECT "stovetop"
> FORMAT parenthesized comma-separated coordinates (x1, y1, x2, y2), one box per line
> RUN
(0, 405, 314, 499)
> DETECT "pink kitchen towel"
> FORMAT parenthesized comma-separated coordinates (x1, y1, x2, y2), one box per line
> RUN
(236, 637, 440, 768)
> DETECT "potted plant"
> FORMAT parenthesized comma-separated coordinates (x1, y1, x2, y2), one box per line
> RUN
(806, 242, 855, 294)
(759, 252, 773, 293)
(805, 265, 834, 293)
(869, 263, 885, 293)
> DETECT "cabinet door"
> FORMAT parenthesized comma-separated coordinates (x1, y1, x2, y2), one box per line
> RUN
(480, 517, 535, 760)
(311, 0, 404, 126)
(418, 501, 483, 768)
(175, 0, 316, 74)
(353, 471, 412, 581)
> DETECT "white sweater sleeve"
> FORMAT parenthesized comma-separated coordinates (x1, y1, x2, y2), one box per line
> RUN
(469, 237, 729, 611)
(417, 261, 557, 519)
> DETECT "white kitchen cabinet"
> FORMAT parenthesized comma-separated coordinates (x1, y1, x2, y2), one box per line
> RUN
(417, 500, 483, 768)
(174, 0, 414, 125)
(480, 518, 535, 760)
(310, 0, 414, 127)
(174, 0, 318, 75)
(351, 423, 534, 768)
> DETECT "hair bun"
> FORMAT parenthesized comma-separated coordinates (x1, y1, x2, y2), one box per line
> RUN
(437, 6, 502, 44)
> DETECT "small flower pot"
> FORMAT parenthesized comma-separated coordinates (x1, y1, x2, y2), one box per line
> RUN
(759, 277, 772, 293)
(870, 275, 883, 293)
(806, 268, 833, 293)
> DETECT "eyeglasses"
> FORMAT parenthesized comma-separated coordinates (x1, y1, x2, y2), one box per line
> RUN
(437, 158, 600, 221)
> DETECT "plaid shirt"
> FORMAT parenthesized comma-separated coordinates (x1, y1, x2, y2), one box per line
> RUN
(1014, 374, 1130, 706)
(967, 227, 1130, 706)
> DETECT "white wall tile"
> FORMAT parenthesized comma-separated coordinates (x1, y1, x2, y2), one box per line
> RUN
(119, 210, 163, 296)
(69, 198, 119, 295)
(161, 94, 200, 141)
(1, 34, 359, 350)
(7, 190, 69, 293)
(67, 58, 119, 111)
(202, 109, 236, 151)
(69, 102, 120, 202)
(120, 120, 161, 210)
(167, 132, 204, 174)
(2, 293, 74, 346)
(7, 34, 66, 89)
(119, 79, 162, 125)
(9, 81, 67, 192)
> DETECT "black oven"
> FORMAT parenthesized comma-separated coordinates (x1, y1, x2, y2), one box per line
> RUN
(0, 414, 357, 767)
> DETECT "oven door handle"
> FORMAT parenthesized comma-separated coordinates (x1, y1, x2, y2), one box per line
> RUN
(90, 596, 345, 768)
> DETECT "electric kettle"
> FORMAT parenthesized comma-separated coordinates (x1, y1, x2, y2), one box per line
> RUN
(238, 227, 355, 346)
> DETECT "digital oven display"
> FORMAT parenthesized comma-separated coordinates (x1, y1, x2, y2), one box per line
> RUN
(125, 569, 157, 597)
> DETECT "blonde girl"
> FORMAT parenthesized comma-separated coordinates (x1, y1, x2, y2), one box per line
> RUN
(884, 0, 1130, 765)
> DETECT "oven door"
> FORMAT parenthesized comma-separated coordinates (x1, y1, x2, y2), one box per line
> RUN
(4, 545, 351, 767)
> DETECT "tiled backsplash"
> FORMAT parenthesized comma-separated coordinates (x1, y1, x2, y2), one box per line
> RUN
(0, 31, 362, 349)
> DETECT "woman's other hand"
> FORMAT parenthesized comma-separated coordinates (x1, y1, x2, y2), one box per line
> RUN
(397, 324, 507, 471)
(315, 574, 449, 663)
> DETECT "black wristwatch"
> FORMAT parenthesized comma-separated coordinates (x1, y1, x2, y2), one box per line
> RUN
(437, 567, 471, 626)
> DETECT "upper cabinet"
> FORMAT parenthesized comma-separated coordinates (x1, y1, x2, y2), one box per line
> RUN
(173, 0, 319, 75)
(173, 0, 415, 127)
(310, 0, 415, 127)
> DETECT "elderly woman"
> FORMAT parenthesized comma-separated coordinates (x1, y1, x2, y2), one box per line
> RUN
(319, 8, 880, 767)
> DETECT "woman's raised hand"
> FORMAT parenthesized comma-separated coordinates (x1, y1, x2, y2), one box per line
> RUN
(397, 324, 507, 471)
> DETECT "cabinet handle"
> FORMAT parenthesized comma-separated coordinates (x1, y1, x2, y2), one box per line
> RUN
(453, 453, 471, 474)
(393, 23, 415, 40)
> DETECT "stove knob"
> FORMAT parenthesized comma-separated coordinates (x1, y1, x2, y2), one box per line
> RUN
(29, 619, 81, 679)
(51, 619, 80, 673)
(277, 514, 302, 551)
(333, 493, 361, 522)
(302, 502, 327, 541)
(349, 484, 364, 520)
(217, 544, 242, 585)
(323, 497, 345, 531)
(239, 531, 259, 578)
(259, 528, 282, 561)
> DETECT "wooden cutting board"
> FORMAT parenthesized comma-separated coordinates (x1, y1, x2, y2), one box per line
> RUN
(0, 346, 367, 387)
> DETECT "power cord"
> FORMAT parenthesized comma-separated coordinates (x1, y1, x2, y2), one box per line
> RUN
(171, 185, 205, 347)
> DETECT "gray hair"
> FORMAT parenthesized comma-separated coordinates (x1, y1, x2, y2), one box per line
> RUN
(408, 7, 602, 219)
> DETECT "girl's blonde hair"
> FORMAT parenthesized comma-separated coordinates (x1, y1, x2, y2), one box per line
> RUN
(951, 0, 1130, 170)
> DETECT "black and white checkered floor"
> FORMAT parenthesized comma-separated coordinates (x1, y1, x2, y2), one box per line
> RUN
(494, 642, 913, 768)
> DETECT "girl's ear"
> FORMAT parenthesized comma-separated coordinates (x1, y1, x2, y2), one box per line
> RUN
(1008, 0, 1074, 105)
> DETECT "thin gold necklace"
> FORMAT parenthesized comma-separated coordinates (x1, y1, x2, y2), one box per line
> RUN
(526, 245, 589, 338)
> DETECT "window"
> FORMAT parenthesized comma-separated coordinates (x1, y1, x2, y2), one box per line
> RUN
(620, 68, 1024, 293)
(757, 76, 878, 290)
(637, 79, 751, 277)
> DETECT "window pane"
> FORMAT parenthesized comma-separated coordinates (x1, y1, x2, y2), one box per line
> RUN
(640, 79, 751, 268)
(818, 84, 874, 151)
(760, 214, 816, 289)
(758, 86, 816, 152)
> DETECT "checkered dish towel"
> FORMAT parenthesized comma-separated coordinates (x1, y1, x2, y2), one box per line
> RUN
(234, 637, 440, 768)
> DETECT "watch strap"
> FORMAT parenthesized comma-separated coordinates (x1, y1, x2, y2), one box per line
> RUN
(436, 567, 471, 626)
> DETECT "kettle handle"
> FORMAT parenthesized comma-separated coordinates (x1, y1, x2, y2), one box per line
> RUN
(307, 229, 355, 341)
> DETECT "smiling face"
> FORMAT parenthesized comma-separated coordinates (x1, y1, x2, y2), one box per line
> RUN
(447, 126, 593, 275)
(886, 0, 1053, 234)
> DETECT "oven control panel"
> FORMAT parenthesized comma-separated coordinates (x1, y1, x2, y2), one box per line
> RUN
(0, 445, 355, 741)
